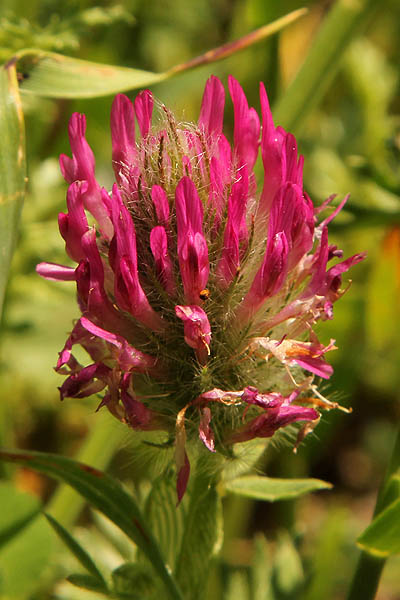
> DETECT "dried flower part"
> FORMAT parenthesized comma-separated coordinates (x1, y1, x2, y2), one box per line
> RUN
(37, 75, 365, 500)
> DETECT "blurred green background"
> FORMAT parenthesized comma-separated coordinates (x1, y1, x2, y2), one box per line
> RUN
(0, 0, 399, 598)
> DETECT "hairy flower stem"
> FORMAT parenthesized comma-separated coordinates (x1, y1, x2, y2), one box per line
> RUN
(346, 426, 400, 600)
(175, 453, 223, 600)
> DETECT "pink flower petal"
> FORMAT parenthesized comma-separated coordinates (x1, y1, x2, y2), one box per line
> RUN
(294, 356, 333, 379)
(120, 375, 154, 429)
(110, 94, 136, 178)
(257, 84, 286, 218)
(176, 177, 209, 303)
(151, 185, 170, 225)
(55, 319, 104, 372)
(108, 185, 164, 331)
(199, 406, 215, 452)
(241, 386, 287, 409)
(216, 167, 249, 289)
(175, 408, 190, 504)
(60, 113, 113, 239)
(175, 304, 211, 365)
(80, 317, 157, 373)
(134, 89, 153, 138)
(238, 231, 289, 320)
(58, 181, 89, 262)
(76, 228, 128, 335)
(59, 363, 110, 400)
(198, 75, 225, 136)
(176, 451, 190, 506)
(318, 194, 349, 230)
(229, 404, 319, 444)
(36, 262, 76, 282)
(150, 226, 176, 296)
(228, 75, 260, 170)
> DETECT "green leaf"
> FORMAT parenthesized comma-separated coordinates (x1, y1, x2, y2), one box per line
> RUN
(358, 494, 400, 557)
(175, 457, 223, 600)
(92, 511, 133, 561)
(18, 50, 167, 98)
(223, 439, 269, 481)
(112, 563, 155, 598)
(67, 573, 109, 594)
(225, 475, 332, 501)
(383, 473, 400, 505)
(0, 61, 26, 317)
(140, 471, 187, 571)
(48, 417, 124, 528)
(0, 481, 40, 549)
(44, 512, 106, 586)
(12, 9, 306, 99)
(0, 449, 183, 600)
(346, 437, 400, 598)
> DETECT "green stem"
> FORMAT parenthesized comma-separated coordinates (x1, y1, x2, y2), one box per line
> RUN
(273, 0, 380, 135)
(346, 554, 385, 600)
(346, 427, 400, 600)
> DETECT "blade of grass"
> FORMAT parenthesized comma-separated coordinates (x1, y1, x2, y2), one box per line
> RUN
(273, 0, 380, 134)
(0, 60, 26, 317)
(44, 513, 107, 587)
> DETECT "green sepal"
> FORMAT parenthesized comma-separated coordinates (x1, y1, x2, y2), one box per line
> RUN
(225, 475, 332, 501)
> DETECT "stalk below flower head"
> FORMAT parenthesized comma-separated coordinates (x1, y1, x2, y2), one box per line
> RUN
(37, 75, 365, 501)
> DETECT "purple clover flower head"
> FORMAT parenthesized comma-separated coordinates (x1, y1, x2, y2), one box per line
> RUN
(37, 75, 365, 501)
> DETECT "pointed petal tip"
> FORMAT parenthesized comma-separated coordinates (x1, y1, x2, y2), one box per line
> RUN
(199, 76, 225, 136)
(176, 452, 190, 505)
